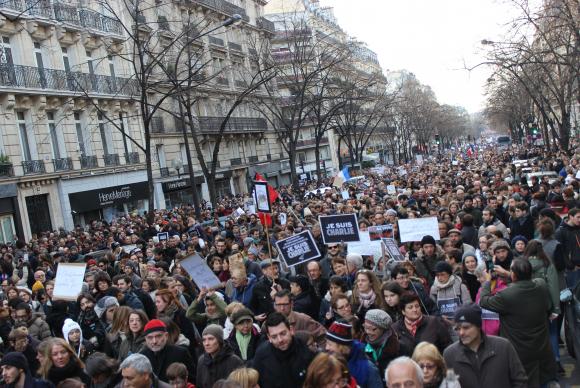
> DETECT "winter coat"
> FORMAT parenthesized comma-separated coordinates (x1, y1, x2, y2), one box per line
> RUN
(509, 215, 535, 241)
(249, 276, 290, 316)
(555, 222, 580, 268)
(363, 330, 400, 378)
(118, 332, 146, 361)
(349, 341, 383, 388)
(444, 334, 528, 388)
(461, 226, 479, 248)
(0, 373, 54, 388)
(121, 291, 144, 310)
(196, 345, 244, 388)
(475, 278, 507, 336)
(478, 219, 509, 239)
(252, 337, 316, 388)
(392, 315, 451, 355)
(47, 359, 91, 387)
(141, 344, 196, 384)
(529, 257, 560, 314)
(479, 279, 557, 387)
(114, 375, 171, 388)
(225, 326, 262, 363)
(185, 294, 227, 332)
(414, 246, 446, 286)
(231, 274, 258, 307)
(77, 308, 106, 348)
(27, 313, 52, 341)
(292, 291, 318, 319)
(429, 275, 472, 318)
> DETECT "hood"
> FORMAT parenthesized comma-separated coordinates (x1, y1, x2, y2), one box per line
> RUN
(62, 318, 83, 355)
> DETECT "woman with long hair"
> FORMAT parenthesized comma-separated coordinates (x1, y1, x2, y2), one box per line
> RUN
(381, 281, 405, 323)
(103, 306, 131, 359)
(39, 338, 91, 386)
(118, 309, 149, 360)
(156, 288, 198, 353)
(304, 353, 351, 388)
(351, 270, 384, 321)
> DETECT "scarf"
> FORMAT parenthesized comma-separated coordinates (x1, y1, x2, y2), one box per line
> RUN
(433, 275, 455, 290)
(357, 290, 376, 309)
(159, 303, 178, 319)
(235, 331, 252, 360)
(404, 315, 423, 337)
(48, 359, 84, 384)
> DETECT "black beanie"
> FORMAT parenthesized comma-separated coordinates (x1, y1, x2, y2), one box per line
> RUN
(421, 235, 436, 247)
(0, 352, 29, 372)
(454, 303, 482, 327)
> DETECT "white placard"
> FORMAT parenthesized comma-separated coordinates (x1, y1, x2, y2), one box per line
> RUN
(53, 263, 87, 301)
(347, 231, 382, 257)
(386, 185, 396, 195)
(279, 213, 287, 225)
(341, 191, 350, 200)
(398, 217, 441, 243)
(180, 253, 222, 289)
(452, 161, 459, 166)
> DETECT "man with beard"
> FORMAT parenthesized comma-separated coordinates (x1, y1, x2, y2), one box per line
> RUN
(0, 352, 52, 388)
(478, 207, 508, 239)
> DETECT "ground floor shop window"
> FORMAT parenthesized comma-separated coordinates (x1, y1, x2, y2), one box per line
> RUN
(0, 215, 15, 243)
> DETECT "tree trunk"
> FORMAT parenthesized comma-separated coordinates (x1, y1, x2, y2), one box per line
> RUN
(314, 141, 322, 183)
(207, 174, 218, 209)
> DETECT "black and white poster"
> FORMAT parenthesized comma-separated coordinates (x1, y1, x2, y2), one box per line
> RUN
(319, 214, 360, 244)
(253, 181, 271, 213)
(157, 232, 169, 242)
(276, 230, 321, 267)
(381, 238, 405, 261)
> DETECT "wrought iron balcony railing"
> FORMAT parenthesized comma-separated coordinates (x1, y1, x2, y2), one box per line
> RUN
(22, 160, 45, 175)
(198, 116, 267, 132)
(160, 167, 170, 177)
(151, 117, 165, 133)
(104, 153, 120, 166)
(230, 157, 242, 166)
(209, 36, 225, 46)
(228, 42, 243, 52)
(125, 152, 140, 164)
(257, 17, 275, 34)
(80, 155, 98, 169)
(191, 0, 250, 22)
(0, 64, 138, 97)
(53, 157, 73, 171)
(0, 163, 14, 177)
(248, 155, 258, 163)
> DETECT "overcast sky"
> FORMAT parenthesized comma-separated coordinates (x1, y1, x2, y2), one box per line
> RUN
(319, 0, 517, 113)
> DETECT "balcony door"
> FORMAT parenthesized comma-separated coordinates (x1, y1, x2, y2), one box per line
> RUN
(26, 195, 52, 237)
(0, 36, 15, 85)
(34, 42, 47, 88)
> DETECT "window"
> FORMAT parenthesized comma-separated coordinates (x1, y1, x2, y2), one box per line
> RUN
(17, 111, 32, 161)
(61, 47, 70, 72)
(119, 112, 132, 154)
(108, 55, 116, 77)
(179, 143, 187, 163)
(0, 36, 13, 65)
(0, 215, 15, 244)
(98, 113, 112, 155)
(156, 144, 166, 167)
(74, 112, 87, 156)
(47, 112, 61, 158)
(86, 51, 94, 74)
(34, 42, 46, 87)
(297, 152, 306, 163)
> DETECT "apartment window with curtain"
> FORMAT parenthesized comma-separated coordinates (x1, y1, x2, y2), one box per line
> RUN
(46, 112, 61, 158)
(17, 111, 32, 161)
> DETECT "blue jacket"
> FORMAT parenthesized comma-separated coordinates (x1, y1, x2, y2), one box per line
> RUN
(231, 274, 258, 307)
(349, 341, 383, 388)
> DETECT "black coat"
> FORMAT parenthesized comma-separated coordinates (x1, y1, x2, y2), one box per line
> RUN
(252, 337, 315, 388)
(249, 277, 290, 316)
(392, 315, 451, 355)
(141, 344, 196, 383)
(196, 346, 244, 388)
(226, 327, 262, 363)
(509, 215, 535, 241)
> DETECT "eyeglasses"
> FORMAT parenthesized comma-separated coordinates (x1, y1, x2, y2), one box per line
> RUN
(419, 363, 437, 371)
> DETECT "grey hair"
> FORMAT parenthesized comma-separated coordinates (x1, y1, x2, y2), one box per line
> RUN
(385, 356, 424, 387)
(119, 354, 152, 374)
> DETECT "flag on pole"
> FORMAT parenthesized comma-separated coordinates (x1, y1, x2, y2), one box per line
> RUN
(332, 167, 351, 188)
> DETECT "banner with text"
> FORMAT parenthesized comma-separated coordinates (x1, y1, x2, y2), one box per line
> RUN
(319, 214, 360, 244)
(276, 230, 321, 267)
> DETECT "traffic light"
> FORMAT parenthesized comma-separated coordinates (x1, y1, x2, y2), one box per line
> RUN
(435, 134, 441, 145)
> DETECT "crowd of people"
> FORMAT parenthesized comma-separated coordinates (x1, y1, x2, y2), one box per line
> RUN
(0, 138, 579, 388)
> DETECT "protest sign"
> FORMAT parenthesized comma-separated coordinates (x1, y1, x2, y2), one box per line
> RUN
(382, 238, 405, 261)
(122, 244, 137, 253)
(347, 231, 382, 257)
(53, 263, 87, 301)
(319, 214, 360, 244)
(341, 191, 350, 200)
(180, 253, 222, 289)
(233, 207, 245, 218)
(157, 232, 169, 242)
(398, 217, 440, 242)
(254, 181, 271, 213)
(279, 213, 287, 225)
(386, 185, 396, 195)
(368, 224, 393, 241)
(276, 230, 321, 267)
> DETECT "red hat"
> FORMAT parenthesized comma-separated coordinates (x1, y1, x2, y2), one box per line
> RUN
(87, 259, 97, 266)
(326, 321, 353, 345)
(143, 319, 167, 335)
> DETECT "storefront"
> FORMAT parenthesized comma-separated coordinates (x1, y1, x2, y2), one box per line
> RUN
(161, 177, 204, 208)
(0, 183, 22, 243)
(68, 181, 149, 226)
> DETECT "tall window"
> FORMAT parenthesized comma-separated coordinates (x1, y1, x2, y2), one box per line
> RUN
(1, 36, 13, 65)
(119, 112, 132, 155)
(46, 112, 61, 158)
(34, 42, 46, 87)
(0, 215, 15, 244)
(156, 144, 166, 168)
(61, 47, 70, 72)
(74, 112, 87, 156)
(17, 111, 32, 161)
(0, 36, 14, 85)
(98, 113, 111, 155)
(108, 55, 116, 77)
(179, 143, 187, 163)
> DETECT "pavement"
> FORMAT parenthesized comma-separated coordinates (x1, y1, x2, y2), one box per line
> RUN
(560, 348, 579, 387)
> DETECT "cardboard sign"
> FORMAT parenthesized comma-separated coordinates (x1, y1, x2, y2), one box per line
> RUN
(157, 232, 169, 242)
(254, 181, 271, 213)
(180, 253, 222, 289)
(382, 238, 405, 261)
(319, 214, 360, 244)
(398, 217, 440, 243)
(276, 230, 321, 267)
(368, 224, 393, 241)
(53, 263, 87, 301)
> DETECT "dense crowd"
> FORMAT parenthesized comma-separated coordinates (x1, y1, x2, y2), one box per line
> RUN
(0, 138, 579, 388)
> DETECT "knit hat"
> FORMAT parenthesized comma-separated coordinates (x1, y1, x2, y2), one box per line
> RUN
(62, 318, 82, 343)
(365, 309, 392, 331)
(420, 235, 436, 247)
(510, 235, 528, 248)
(231, 308, 254, 325)
(490, 239, 510, 253)
(202, 324, 224, 343)
(94, 296, 119, 318)
(31, 281, 44, 293)
(434, 261, 453, 275)
(143, 319, 167, 336)
(386, 209, 398, 217)
(0, 352, 29, 372)
(243, 237, 254, 247)
(326, 321, 353, 345)
(462, 250, 477, 263)
(454, 303, 482, 327)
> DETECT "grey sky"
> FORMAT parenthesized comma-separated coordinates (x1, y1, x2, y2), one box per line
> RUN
(320, 0, 517, 113)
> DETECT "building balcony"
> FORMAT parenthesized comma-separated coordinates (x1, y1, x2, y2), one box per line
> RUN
(230, 157, 242, 166)
(22, 160, 45, 175)
(53, 157, 72, 171)
(248, 155, 258, 163)
(198, 116, 267, 133)
(0, 163, 14, 177)
(209, 36, 225, 47)
(80, 155, 98, 169)
(151, 117, 165, 133)
(0, 1, 123, 36)
(296, 137, 329, 148)
(188, 0, 250, 22)
(160, 167, 170, 177)
(125, 152, 140, 164)
(207, 161, 220, 170)
(0, 64, 138, 97)
(216, 76, 229, 86)
(228, 42, 243, 52)
(257, 17, 275, 34)
(103, 153, 120, 167)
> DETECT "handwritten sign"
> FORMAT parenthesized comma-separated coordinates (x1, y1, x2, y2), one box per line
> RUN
(53, 263, 87, 301)
(398, 217, 440, 243)
(319, 214, 360, 244)
(276, 230, 321, 267)
(180, 253, 222, 289)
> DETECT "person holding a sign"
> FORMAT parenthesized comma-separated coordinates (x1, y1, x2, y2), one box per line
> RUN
(429, 262, 472, 332)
